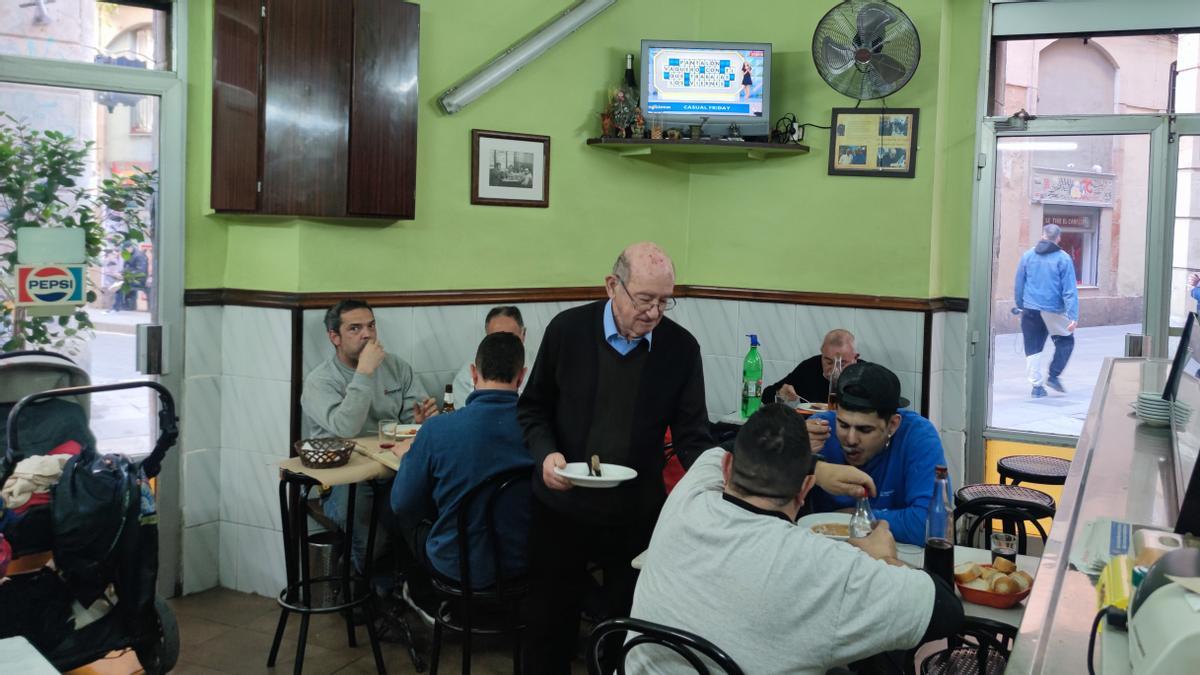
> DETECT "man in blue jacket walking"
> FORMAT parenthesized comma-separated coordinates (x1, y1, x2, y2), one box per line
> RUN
(1015, 224, 1079, 398)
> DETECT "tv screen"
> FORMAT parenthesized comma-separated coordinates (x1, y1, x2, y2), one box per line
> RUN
(640, 40, 772, 137)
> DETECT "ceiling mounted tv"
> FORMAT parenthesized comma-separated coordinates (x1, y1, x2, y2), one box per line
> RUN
(639, 39, 772, 138)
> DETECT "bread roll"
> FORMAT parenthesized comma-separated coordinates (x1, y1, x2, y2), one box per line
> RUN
(1011, 570, 1033, 591)
(964, 577, 991, 591)
(954, 563, 982, 584)
(991, 574, 1019, 594)
(993, 557, 1017, 573)
(979, 566, 1001, 581)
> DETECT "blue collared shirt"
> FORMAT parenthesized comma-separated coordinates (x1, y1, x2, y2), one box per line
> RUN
(603, 299, 653, 355)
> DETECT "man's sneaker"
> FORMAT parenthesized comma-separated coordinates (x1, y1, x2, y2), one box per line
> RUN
(401, 580, 438, 627)
(1031, 386, 1048, 398)
(1046, 376, 1066, 393)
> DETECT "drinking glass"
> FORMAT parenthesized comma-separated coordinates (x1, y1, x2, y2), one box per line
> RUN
(990, 532, 1018, 564)
(378, 419, 398, 449)
(774, 392, 801, 410)
(649, 114, 663, 139)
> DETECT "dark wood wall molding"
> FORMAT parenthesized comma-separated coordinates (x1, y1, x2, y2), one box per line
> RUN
(184, 286, 969, 313)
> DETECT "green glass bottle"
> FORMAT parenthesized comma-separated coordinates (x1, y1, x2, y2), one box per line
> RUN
(741, 334, 763, 418)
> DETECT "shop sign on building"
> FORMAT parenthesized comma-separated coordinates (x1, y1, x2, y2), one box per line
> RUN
(1030, 167, 1116, 207)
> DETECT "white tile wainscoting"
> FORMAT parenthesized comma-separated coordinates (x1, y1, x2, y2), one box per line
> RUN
(180, 294, 970, 597)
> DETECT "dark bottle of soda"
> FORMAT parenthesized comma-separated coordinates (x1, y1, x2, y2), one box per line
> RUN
(922, 465, 955, 586)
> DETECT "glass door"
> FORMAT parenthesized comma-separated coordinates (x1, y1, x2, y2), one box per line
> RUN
(2, 82, 161, 451)
(1170, 126, 1200, 353)
(986, 131, 1153, 437)
(967, 115, 1175, 480)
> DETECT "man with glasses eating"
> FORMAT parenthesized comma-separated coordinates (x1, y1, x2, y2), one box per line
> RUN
(518, 242, 712, 674)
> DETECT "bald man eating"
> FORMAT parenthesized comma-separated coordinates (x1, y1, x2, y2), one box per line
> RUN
(517, 242, 713, 674)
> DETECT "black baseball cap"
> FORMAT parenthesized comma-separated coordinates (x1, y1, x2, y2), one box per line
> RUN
(837, 362, 910, 411)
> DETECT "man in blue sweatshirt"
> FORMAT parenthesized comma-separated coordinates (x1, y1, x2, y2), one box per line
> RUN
(1015, 223, 1080, 398)
(390, 331, 534, 620)
(807, 362, 948, 546)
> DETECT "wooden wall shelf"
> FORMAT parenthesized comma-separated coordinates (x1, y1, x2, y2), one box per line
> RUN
(586, 137, 809, 161)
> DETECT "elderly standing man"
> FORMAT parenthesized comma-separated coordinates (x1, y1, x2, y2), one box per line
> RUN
(1015, 223, 1079, 398)
(518, 242, 713, 674)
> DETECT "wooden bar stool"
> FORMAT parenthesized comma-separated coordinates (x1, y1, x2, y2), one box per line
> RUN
(997, 455, 1070, 487)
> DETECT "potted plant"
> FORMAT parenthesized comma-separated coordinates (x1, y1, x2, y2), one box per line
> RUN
(0, 113, 156, 354)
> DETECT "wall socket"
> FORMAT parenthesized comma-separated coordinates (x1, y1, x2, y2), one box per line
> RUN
(790, 122, 803, 142)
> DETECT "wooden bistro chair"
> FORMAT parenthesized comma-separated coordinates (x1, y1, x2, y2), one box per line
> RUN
(587, 617, 744, 675)
(428, 467, 532, 675)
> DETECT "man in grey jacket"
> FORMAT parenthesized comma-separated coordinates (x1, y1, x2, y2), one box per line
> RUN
(302, 299, 437, 578)
(1014, 223, 1079, 398)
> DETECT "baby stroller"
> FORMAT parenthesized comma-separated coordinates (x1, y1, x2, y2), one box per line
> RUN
(0, 350, 180, 673)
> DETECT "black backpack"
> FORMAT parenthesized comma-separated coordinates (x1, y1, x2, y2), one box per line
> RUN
(52, 451, 141, 606)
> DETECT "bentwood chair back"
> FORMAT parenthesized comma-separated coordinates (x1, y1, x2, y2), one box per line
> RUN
(428, 466, 531, 675)
(920, 616, 1017, 675)
(586, 617, 745, 675)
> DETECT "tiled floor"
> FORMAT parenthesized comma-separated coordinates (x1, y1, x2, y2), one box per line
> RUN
(67, 587, 587, 675)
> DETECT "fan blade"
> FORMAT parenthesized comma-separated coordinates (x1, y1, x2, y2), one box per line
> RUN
(822, 36, 856, 74)
(868, 52, 908, 85)
(856, 3, 895, 50)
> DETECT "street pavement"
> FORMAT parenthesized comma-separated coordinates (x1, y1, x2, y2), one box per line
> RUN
(81, 308, 154, 454)
(990, 323, 1142, 436)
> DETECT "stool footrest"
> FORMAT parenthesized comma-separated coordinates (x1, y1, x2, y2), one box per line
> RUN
(276, 575, 371, 615)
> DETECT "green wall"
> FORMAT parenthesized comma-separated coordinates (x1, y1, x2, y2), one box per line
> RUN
(184, 0, 983, 297)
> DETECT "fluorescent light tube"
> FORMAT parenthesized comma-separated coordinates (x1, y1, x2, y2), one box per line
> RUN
(438, 0, 617, 114)
(996, 140, 1079, 151)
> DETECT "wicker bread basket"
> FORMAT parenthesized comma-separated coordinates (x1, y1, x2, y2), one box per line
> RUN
(295, 437, 354, 469)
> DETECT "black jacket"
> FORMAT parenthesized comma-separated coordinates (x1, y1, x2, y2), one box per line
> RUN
(518, 300, 711, 523)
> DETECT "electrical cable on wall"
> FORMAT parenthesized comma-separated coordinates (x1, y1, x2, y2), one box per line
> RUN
(771, 113, 830, 144)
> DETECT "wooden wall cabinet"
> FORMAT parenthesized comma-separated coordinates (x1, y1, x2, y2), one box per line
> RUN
(211, 0, 419, 219)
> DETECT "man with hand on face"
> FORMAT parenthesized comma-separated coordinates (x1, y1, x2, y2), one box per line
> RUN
(302, 299, 438, 580)
(805, 362, 949, 546)
(518, 242, 712, 675)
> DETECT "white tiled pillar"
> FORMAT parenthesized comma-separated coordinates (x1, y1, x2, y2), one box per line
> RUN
(181, 306, 222, 594)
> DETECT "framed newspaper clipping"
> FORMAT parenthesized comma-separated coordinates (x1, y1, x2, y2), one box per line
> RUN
(828, 108, 919, 178)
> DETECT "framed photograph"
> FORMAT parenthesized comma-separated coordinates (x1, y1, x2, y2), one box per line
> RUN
(471, 129, 550, 207)
(828, 108, 919, 178)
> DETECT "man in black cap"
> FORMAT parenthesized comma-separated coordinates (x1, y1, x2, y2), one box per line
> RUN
(806, 362, 949, 545)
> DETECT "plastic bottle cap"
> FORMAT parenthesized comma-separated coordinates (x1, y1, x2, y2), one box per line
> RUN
(1132, 565, 1148, 587)
(747, 334, 760, 346)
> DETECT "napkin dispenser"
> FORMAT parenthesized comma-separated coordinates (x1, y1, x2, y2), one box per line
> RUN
(1127, 548, 1200, 674)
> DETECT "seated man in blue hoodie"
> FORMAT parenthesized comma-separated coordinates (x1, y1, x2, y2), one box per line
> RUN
(806, 362, 948, 546)
(389, 331, 534, 621)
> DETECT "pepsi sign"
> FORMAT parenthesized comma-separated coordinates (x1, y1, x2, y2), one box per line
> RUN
(16, 265, 86, 306)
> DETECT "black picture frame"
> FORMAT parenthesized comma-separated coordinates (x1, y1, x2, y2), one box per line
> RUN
(470, 129, 551, 208)
(827, 108, 919, 179)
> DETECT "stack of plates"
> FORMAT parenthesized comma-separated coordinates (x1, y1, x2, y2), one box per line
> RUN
(1132, 392, 1193, 427)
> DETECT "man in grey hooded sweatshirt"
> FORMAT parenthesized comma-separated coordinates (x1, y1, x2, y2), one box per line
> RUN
(1014, 223, 1079, 398)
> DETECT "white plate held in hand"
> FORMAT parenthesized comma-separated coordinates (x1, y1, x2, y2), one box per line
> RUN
(554, 463, 638, 488)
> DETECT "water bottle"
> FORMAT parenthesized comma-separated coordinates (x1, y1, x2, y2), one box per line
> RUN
(922, 465, 955, 585)
(848, 489, 877, 539)
(741, 334, 763, 418)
